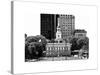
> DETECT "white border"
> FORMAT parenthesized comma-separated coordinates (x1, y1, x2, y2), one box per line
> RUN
(12, 1, 98, 74)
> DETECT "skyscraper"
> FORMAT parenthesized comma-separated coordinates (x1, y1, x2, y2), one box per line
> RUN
(58, 15, 75, 40)
(41, 14, 54, 40)
(41, 14, 59, 40)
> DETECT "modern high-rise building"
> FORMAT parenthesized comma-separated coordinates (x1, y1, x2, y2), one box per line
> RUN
(58, 15, 75, 40)
(41, 14, 59, 40)
(41, 14, 54, 40)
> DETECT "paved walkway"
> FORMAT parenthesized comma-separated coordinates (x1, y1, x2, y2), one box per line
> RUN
(26, 56, 88, 62)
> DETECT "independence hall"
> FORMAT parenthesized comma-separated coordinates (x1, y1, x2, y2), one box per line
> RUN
(46, 21, 72, 57)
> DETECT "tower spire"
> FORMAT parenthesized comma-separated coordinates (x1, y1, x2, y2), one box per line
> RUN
(56, 18, 62, 40)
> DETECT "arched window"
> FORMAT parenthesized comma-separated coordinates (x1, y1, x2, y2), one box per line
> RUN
(55, 47, 57, 50)
(53, 47, 55, 50)
(50, 47, 51, 51)
(47, 47, 48, 50)
(63, 47, 65, 50)
(58, 47, 60, 50)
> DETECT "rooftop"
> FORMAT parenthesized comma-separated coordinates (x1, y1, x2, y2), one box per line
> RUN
(74, 29, 87, 33)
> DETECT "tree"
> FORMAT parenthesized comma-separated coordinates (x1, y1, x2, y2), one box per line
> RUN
(25, 34, 27, 38)
(25, 35, 47, 60)
(70, 37, 79, 50)
(77, 37, 89, 50)
(35, 35, 47, 45)
(26, 36, 37, 42)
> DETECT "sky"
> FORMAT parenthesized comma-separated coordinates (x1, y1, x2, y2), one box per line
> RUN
(14, 1, 97, 38)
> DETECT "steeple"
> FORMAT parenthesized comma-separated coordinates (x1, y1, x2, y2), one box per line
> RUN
(56, 18, 62, 40)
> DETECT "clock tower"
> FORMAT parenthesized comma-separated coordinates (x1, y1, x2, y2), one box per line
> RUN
(56, 19, 62, 40)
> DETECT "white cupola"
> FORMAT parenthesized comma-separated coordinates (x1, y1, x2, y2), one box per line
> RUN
(56, 18, 62, 39)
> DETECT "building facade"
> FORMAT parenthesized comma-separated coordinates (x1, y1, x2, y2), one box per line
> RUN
(74, 29, 87, 38)
(46, 43, 71, 57)
(58, 15, 75, 40)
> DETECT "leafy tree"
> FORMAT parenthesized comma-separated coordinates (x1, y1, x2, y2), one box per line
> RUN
(70, 37, 89, 50)
(70, 37, 89, 56)
(25, 34, 47, 60)
(77, 37, 89, 50)
(70, 37, 79, 50)
(35, 35, 47, 45)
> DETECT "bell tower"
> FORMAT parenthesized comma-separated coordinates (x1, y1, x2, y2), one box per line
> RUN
(56, 18, 62, 40)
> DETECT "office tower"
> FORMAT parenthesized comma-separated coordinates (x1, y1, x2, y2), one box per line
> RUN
(41, 14, 59, 40)
(58, 15, 75, 40)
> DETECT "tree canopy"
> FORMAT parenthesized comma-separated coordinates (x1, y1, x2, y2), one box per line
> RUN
(70, 37, 89, 51)
(25, 35, 47, 60)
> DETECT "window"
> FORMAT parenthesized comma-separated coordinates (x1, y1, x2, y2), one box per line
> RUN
(63, 47, 65, 50)
(47, 47, 48, 50)
(49, 47, 51, 50)
(46, 53, 48, 55)
(52, 47, 54, 50)
(78, 34, 83, 36)
(58, 47, 59, 50)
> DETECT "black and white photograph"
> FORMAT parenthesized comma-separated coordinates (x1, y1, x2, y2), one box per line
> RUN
(11, 1, 97, 74)
(25, 13, 89, 62)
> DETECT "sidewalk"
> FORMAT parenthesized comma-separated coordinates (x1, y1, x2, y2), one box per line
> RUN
(26, 56, 88, 62)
